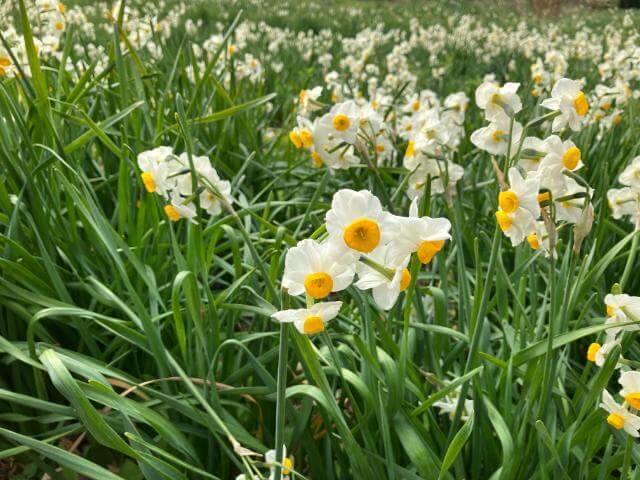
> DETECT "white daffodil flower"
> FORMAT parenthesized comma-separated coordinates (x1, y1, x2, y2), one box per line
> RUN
(475, 81, 522, 120)
(271, 301, 342, 335)
(600, 390, 640, 437)
(282, 239, 357, 299)
(317, 100, 360, 145)
(470, 113, 523, 156)
(265, 446, 294, 480)
(541, 77, 589, 132)
(355, 244, 411, 311)
(604, 294, 640, 335)
(164, 192, 197, 224)
(619, 156, 640, 190)
(554, 178, 592, 224)
(619, 371, 640, 410)
(387, 209, 451, 265)
(607, 188, 640, 224)
(326, 189, 398, 254)
(137, 146, 179, 197)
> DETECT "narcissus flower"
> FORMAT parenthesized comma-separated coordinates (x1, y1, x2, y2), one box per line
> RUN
(604, 293, 640, 332)
(388, 210, 451, 265)
(298, 86, 323, 115)
(587, 338, 619, 367)
(619, 371, 640, 410)
(433, 387, 474, 421)
(470, 113, 523, 156)
(355, 245, 410, 311)
(607, 188, 639, 223)
(475, 81, 522, 119)
(317, 100, 360, 145)
(282, 239, 356, 299)
(165, 192, 197, 223)
(265, 446, 294, 479)
(137, 146, 178, 197)
(619, 156, 640, 190)
(271, 301, 342, 335)
(600, 390, 640, 437)
(541, 78, 589, 132)
(326, 189, 397, 254)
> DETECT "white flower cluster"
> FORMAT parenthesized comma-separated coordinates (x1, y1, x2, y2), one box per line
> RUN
(608, 156, 640, 229)
(136, 147, 232, 223)
(289, 85, 468, 204)
(590, 291, 640, 437)
(271, 188, 451, 333)
(470, 77, 595, 254)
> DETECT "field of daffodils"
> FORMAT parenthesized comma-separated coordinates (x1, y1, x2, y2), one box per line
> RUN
(1, 0, 640, 478)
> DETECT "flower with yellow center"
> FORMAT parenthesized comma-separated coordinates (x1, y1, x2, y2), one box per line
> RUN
(164, 205, 180, 221)
(600, 390, 640, 437)
(271, 301, 342, 335)
(141, 172, 156, 193)
(537, 192, 551, 205)
(562, 146, 581, 170)
(289, 130, 302, 149)
(326, 189, 397, 254)
(299, 129, 313, 148)
(527, 233, 540, 250)
(282, 239, 356, 298)
(343, 219, 380, 253)
(587, 342, 601, 362)
(620, 371, 640, 410)
(495, 210, 512, 232)
(475, 81, 522, 120)
(311, 150, 323, 168)
(333, 114, 350, 131)
(387, 208, 451, 266)
(498, 190, 519, 214)
(355, 244, 411, 311)
(265, 446, 294, 478)
(405, 140, 415, 159)
(303, 272, 333, 300)
(470, 114, 523, 156)
(137, 146, 178, 197)
(573, 91, 589, 116)
(541, 77, 588, 132)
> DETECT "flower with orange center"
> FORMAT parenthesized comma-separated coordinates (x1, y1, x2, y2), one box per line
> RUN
(343, 218, 380, 253)
(417, 240, 444, 264)
(498, 190, 519, 214)
(600, 390, 640, 437)
(399, 268, 411, 292)
(332, 114, 350, 131)
(562, 146, 581, 170)
(620, 371, 640, 410)
(355, 244, 411, 311)
(304, 272, 333, 299)
(587, 342, 601, 362)
(495, 210, 512, 232)
(311, 151, 323, 168)
(164, 205, 181, 222)
(141, 172, 156, 193)
(289, 130, 302, 149)
(271, 301, 342, 335)
(282, 238, 356, 298)
(527, 233, 540, 250)
(573, 91, 589, 116)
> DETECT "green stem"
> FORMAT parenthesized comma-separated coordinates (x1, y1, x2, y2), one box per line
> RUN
(620, 230, 639, 291)
(274, 298, 290, 480)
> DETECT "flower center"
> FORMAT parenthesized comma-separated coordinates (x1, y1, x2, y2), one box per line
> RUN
(606, 305, 614, 317)
(412, 99, 420, 111)
(587, 342, 601, 362)
(495, 210, 512, 232)
(498, 190, 519, 214)
(562, 146, 581, 170)
(164, 205, 181, 222)
(303, 272, 333, 299)
(300, 129, 313, 148)
(282, 457, 293, 475)
(141, 172, 156, 193)
(311, 151, 323, 168)
(289, 130, 302, 149)
(343, 218, 380, 253)
(492, 129, 506, 143)
(405, 140, 415, 158)
(537, 192, 550, 205)
(417, 240, 445, 264)
(303, 315, 325, 335)
(573, 91, 589, 116)
(333, 114, 350, 131)
(55, 21, 65, 31)
(0, 57, 11, 67)
(607, 413, 625, 430)
(533, 74, 542, 85)
(527, 234, 540, 250)
(399, 268, 411, 292)
(376, 143, 385, 153)
(625, 393, 640, 410)
(299, 90, 307, 104)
